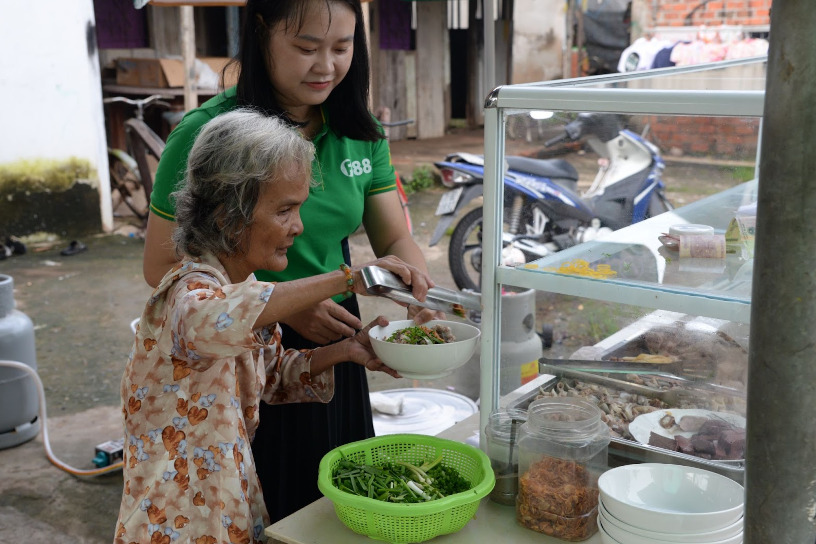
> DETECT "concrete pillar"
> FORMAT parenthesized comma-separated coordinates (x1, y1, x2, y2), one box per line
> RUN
(745, 2, 816, 542)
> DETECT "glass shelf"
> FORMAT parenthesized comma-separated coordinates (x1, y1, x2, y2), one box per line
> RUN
(477, 57, 767, 427)
(487, 58, 767, 118)
(497, 180, 758, 324)
(531, 55, 767, 91)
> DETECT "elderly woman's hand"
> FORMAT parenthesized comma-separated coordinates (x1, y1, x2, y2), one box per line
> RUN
(350, 256, 434, 304)
(343, 316, 402, 378)
(282, 299, 363, 345)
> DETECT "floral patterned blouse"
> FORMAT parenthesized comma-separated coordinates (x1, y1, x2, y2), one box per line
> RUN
(114, 253, 334, 544)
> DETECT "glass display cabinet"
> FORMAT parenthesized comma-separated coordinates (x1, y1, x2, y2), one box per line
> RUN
(478, 57, 767, 482)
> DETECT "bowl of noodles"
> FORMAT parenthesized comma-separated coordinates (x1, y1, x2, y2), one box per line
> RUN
(368, 320, 481, 379)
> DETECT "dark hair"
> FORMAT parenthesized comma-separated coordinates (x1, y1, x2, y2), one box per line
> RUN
(230, 0, 381, 142)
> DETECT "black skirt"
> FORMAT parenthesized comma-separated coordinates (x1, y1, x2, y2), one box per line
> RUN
(252, 292, 375, 524)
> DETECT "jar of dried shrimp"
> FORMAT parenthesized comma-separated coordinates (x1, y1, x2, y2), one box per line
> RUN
(516, 397, 609, 541)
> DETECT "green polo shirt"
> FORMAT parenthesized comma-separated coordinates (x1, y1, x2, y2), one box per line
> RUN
(150, 87, 396, 299)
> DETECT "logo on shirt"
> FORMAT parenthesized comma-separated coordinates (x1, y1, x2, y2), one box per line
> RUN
(340, 158, 372, 177)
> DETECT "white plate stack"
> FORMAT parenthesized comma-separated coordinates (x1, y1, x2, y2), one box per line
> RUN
(596, 463, 745, 544)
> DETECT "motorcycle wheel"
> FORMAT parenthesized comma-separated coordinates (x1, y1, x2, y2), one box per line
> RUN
(448, 207, 485, 291)
(448, 203, 551, 292)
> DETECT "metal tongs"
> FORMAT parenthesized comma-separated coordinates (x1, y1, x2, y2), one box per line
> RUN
(360, 266, 481, 316)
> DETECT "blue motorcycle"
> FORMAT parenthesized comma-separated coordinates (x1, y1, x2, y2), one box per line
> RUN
(430, 113, 673, 291)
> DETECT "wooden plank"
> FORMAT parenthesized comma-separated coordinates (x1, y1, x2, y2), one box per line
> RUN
(147, 5, 180, 57)
(415, 2, 448, 139)
(368, 1, 382, 116)
(368, 2, 410, 140)
(181, 6, 197, 111)
(405, 53, 417, 139)
(466, 0, 483, 128)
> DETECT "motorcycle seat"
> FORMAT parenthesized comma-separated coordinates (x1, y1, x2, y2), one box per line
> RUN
(505, 156, 579, 183)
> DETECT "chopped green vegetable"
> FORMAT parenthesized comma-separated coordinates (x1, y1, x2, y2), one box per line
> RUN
(386, 325, 444, 344)
(427, 464, 471, 495)
(331, 454, 472, 503)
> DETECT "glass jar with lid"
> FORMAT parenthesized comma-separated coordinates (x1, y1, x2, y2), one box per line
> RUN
(515, 397, 610, 541)
(483, 408, 527, 505)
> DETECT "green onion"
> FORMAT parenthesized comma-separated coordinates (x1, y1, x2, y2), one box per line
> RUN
(331, 454, 471, 503)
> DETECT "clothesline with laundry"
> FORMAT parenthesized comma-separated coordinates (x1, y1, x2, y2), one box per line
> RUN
(617, 27, 769, 72)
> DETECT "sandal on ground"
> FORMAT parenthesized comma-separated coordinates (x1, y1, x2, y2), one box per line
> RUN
(60, 240, 88, 256)
(6, 236, 26, 256)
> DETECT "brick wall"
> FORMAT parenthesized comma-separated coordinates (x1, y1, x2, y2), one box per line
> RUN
(633, 1, 770, 160)
(639, 115, 761, 160)
(653, 0, 771, 27)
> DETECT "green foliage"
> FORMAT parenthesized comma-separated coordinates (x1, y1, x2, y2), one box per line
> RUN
(583, 302, 641, 343)
(403, 165, 437, 194)
(0, 158, 95, 193)
(586, 310, 619, 343)
(728, 165, 756, 183)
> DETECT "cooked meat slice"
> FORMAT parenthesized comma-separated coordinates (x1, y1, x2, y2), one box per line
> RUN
(696, 419, 733, 439)
(431, 325, 455, 343)
(648, 431, 678, 451)
(691, 436, 716, 455)
(675, 435, 695, 455)
(677, 415, 708, 432)
(719, 429, 746, 456)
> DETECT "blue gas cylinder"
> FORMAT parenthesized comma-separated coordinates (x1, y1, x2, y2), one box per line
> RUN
(0, 274, 40, 449)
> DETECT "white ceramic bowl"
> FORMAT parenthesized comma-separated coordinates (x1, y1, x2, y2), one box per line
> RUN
(599, 500, 744, 544)
(597, 463, 744, 534)
(596, 515, 625, 544)
(368, 319, 480, 379)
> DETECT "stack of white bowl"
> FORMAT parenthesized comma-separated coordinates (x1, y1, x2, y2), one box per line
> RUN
(596, 463, 745, 544)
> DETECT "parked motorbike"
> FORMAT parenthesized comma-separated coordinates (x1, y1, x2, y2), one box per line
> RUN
(429, 112, 673, 291)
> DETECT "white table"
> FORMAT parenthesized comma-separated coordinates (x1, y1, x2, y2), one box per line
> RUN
(265, 376, 603, 544)
(264, 491, 602, 544)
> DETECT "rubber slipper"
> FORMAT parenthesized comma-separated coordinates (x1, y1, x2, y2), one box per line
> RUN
(5, 236, 26, 256)
(60, 240, 87, 256)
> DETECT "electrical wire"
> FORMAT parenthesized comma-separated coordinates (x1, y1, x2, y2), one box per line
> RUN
(0, 359, 124, 477)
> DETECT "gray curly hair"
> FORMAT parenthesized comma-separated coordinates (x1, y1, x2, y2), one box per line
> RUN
(171, 108, 316, 258)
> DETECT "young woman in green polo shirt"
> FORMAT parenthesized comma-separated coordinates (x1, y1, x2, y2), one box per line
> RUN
(142, 0, 440, 523)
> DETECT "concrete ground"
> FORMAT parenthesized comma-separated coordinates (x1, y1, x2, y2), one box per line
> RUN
(0, 125, 744, 543)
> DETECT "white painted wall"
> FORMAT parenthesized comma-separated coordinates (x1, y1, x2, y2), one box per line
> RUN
(512, 0, 568, 83)
(0, 0, 111, 231)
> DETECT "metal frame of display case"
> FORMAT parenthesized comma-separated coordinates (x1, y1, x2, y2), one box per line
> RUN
(478, 57, 767, 444)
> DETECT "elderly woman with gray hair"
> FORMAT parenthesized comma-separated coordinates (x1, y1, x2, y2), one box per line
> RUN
(114, 109, 433, 544)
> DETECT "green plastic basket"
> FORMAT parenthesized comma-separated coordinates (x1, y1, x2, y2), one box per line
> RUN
(318, 433, 495, 544)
